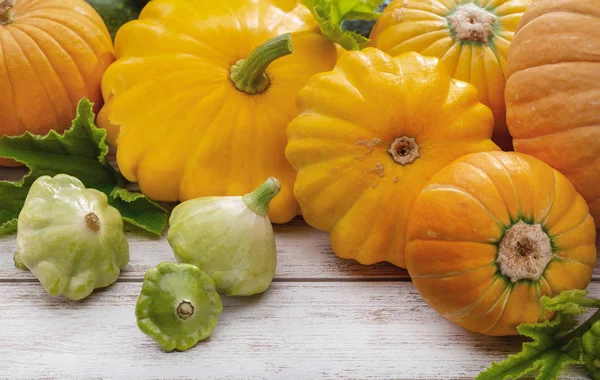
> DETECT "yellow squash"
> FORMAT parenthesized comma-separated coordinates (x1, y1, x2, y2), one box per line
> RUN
(406, 152, 597, 336)
(98, 0, 338, 223)
(286, 48, 499, 267)
(369, 0, 532, 149)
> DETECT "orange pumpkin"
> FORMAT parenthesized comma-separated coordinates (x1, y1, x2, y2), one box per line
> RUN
(0, 0, 114, 166)
(505, 0, 600, 222)
(406, 151, 597, 336)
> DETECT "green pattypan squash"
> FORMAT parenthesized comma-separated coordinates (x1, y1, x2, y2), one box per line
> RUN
(168, 178, 280, 296)
(14, 174, 129, 300)
(135, 262, 223, 352)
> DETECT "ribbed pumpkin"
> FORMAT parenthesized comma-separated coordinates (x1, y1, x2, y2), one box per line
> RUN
(369, 0, 531, 149)
(286, 48, 499, 267)
(0, 0, 114, 166)
(505, 0, 600, 224)
(406, 151, 597, 336)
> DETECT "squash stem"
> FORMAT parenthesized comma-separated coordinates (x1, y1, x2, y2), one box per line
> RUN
(0, 0, 15, 25)
(243, 177, 281, 217)
(230, 34, 293, 95)
(559, 308, 600, 345)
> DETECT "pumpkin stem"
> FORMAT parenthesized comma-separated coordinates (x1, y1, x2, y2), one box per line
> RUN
(242, 177, 281, 217)
(176, 300, 195, 320)
(388, 136, 420, 165)
(447, 4, 497, 44)
(0, 0, 15, 25)
(496, 221, 552, 282)
(230, 34, 293, 95)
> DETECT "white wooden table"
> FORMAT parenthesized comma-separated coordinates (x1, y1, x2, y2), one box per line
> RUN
(1, 167, 598, 379)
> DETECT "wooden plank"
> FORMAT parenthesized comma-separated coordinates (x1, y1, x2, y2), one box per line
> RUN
(2, 220, 599, 281)
(1, 281, 596, 379)
(0, 218, 406, 281)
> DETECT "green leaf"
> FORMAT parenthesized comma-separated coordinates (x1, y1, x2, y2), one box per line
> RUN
(0, 98, 167, 236)
(302, 0, 381, 50)
(477, 314, 583, 380)
(543, 290, 600, 312)
(108, 186, 167, 235)
(477, 290, 600, 380)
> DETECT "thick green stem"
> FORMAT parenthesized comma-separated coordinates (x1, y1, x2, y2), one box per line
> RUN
(230, 34, 293, 94)
(243, 177, 281, 217)
(560, 308, 600, 344)
(0, 0, 15, 25)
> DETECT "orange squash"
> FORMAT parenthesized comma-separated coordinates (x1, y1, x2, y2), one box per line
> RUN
(505, 0, 600, 223)
(406, 151, 597, 336)
(0, 0, 114, 166)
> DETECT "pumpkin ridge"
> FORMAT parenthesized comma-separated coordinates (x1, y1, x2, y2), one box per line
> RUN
(11, 23, 77, 108)
(409, 261, 496, 280)
(486, 152, 525, 218)
(534, 283, 544, 322)
(552, 256, 595, 271)
(394, 26, 449, 49)
(513, 120, 600, 142)
(15, 20, 90, 93)
(460, 160, 514, 224)
(551, 214, 593, 241)
(481, 285, 513, 333)
(523, 9, 600, 26)
(24, 10, 111, 51)
(443, 276, 503, 319)
(509, 62, 600, 82)
(544, 184, 582, 235)
(7, 26, 60, 124)
(19, 6, 108, 34)
(539, 170, 559, 226)
(422, 184, 506, 229)
(0, 28, 24, 132)
(395, 7, 446, 21)
(438, 41, 461, 73)
(23, 16, 103, 61)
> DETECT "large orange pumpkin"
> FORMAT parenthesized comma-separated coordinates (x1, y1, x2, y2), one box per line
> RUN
(505, 0, 600, 222)
(0, 0, 114, 166)
(406, 151, 597, 336)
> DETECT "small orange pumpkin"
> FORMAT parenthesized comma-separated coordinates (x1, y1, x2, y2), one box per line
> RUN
(505, 0, 600, 223)
(0, 0, 114, 166)
(406, 151, 597, 336)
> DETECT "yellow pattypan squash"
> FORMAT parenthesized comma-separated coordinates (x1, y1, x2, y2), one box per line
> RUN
(286, 48, 499, 267)
(97, 0, 338, 223)
(369, 0, 532, 149)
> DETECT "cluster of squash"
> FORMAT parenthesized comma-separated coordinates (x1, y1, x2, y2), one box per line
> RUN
(0, 0, 597, 337)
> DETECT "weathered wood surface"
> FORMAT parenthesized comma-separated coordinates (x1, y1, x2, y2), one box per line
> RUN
(1, 166, 599, 380)
(0, 218, 407, 281)
(0, 282, 596, 380)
